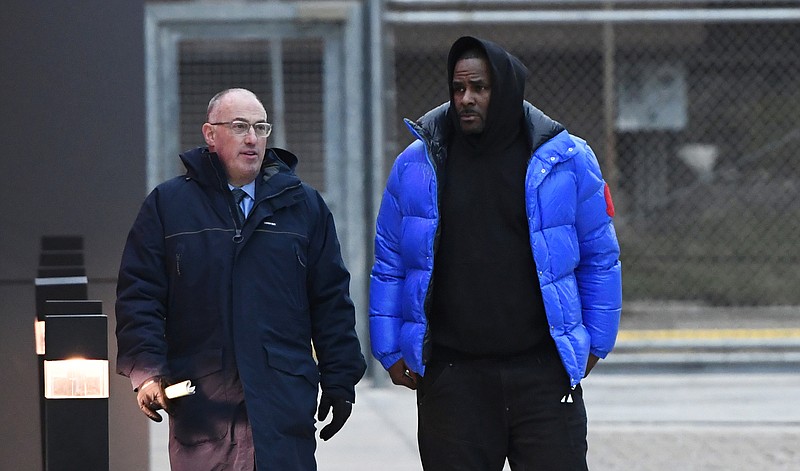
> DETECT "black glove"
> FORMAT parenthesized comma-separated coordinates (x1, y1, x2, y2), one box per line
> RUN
(316, 393, 353, 441)
(136, 376, 170, 422)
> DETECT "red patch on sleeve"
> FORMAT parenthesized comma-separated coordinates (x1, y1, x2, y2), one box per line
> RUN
(604, 183, 615, 217)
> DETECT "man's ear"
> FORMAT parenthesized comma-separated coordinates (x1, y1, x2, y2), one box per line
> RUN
(202, 122, 215, 148)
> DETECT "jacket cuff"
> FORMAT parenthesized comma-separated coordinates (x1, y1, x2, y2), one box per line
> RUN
(320, 385, 356, 403)
(129, 362, 168, 392)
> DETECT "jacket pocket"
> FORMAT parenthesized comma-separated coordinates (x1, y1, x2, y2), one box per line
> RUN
(292, 245, 309, 311)
(264, 345, 319, 388)
(169, 349, 230, 446)
(168, 347, 223, 381)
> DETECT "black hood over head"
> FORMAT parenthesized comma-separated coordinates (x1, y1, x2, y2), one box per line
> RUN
(447, 36, 529, 151)
(433, 37, 553, 359)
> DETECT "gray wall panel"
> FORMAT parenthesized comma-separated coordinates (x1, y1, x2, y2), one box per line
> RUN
(1, 1, 149, 470)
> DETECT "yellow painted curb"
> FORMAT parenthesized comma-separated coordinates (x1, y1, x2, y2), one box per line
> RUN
(617, 328, 800, 341)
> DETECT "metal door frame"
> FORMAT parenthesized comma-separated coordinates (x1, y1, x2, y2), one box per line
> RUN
(144, 1, 368, 356)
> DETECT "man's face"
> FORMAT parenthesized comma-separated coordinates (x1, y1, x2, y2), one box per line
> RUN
(452, 57, 492, 134)
(202, 90, 268, 186)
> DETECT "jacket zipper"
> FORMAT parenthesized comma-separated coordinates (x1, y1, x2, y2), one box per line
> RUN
(419, 130, 442, 367)
(232, 182, 304, 244)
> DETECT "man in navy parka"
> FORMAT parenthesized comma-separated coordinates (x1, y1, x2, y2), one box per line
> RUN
(369, 37, 621, 469)
(116, 88, 366, 471)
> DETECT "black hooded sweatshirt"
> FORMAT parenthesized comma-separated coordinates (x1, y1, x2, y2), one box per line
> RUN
(430, 37, 549, 358)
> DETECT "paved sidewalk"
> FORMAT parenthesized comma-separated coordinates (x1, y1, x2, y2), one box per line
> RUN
(151, 371, 800, 470)
(318, 302, 800, 470)
(316, 384, 420, 471)
(149, 302, 800, 470)
(317, 371, 800, 471)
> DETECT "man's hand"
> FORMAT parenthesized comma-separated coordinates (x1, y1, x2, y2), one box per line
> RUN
(584, 353, 600, 377)
(136, 376, 170, 422)
(388, 359, 419, 390)
(317, 394, 353, 441)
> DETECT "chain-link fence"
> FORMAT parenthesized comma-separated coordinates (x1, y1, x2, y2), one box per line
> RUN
(178, 38, 328, 192)
(162, 1, 799, 307)
(384, 2, 800, 306)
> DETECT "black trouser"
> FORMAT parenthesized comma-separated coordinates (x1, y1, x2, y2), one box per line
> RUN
(417, 343, 588, 471)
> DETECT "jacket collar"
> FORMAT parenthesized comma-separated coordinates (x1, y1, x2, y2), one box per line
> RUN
(407, 101, 565, 157)
(178, 146, 302, 197)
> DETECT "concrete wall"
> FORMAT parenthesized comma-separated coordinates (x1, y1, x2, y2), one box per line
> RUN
(1, 1, 149, 469)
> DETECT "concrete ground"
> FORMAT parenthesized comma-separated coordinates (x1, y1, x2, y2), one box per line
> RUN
(150, 303, 800, 470)
(314, 371, 800, 471)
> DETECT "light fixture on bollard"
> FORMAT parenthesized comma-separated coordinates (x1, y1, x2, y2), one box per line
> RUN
(43, 299, 109, 471)
(34, 235, 89, 470)
(43, 302, 109, 399)
(43, 359, 109, 399)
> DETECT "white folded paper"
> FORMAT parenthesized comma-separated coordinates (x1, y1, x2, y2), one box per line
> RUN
(165, 380, 196, 399)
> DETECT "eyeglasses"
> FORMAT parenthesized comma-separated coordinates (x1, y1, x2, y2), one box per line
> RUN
(209, 120, 272, 138)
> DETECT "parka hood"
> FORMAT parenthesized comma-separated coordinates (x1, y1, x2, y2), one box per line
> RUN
(179, 146, 299, 189)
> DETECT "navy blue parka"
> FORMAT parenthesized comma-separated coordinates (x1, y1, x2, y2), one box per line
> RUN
(116, 146, 366, 470)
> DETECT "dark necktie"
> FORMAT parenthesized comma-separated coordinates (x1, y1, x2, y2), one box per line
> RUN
(231, 188, 247, 224)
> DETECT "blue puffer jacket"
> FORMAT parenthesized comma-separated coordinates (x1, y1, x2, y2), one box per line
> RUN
(369, 102, 622, 388)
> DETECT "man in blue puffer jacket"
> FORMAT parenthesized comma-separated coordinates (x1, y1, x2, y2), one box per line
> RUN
(369, 37, 621, 470)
